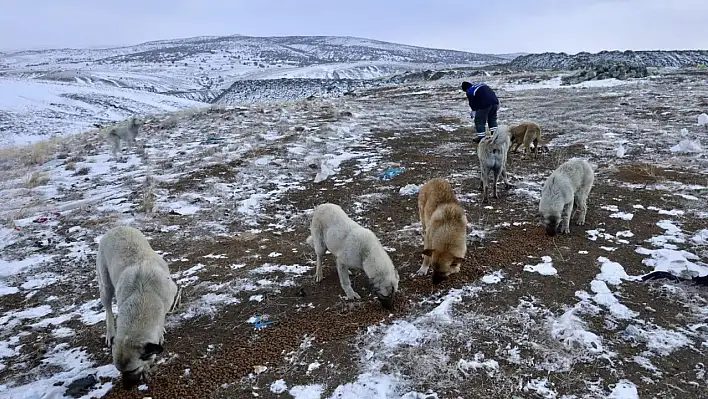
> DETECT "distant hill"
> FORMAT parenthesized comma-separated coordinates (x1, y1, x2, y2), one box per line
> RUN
(507, 50, 708, 70)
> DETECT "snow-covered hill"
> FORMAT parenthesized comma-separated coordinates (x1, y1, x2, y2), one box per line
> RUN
(508, 50, 708, 70)
(0, 35, 509, 146)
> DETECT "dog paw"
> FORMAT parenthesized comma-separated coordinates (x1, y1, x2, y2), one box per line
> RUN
(576, 221, 585, 226)
(415, 267, 428, 276)
(345, 292, 361, 300)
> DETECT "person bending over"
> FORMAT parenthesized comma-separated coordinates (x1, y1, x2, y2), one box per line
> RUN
(461, 81, 500, 143)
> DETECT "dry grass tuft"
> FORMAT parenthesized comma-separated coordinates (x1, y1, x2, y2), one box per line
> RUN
(138, 174, 156, 214)
(24, 172, 50, 188)
(65, 162, 76, 171)
(74, 166, 90, 176)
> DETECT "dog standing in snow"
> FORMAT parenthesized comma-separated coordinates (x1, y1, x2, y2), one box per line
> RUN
(477, 125, 512, 203)
(106, 116, 142, 158)
(416, 178, 467, 284)
(96, 226, 181, 388)
(509, 122, 543, 156)
(306, 203, 399, 310)
(538, 158, 595, 236)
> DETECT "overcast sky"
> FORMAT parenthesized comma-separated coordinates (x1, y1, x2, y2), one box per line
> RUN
(0, 0, 704, 54)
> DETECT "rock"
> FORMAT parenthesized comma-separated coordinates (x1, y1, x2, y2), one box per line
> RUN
(561, 60, 649, 85)
(65, 375, 98, 398)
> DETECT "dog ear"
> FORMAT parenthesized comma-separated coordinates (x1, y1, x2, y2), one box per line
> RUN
(422, 248, 434, 257)
(140, 343, 164, 360)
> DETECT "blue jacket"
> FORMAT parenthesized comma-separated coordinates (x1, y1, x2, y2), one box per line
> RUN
(465, 83, 499, 111)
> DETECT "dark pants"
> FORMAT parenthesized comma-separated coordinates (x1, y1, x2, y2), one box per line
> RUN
(474, 103, 499, 136)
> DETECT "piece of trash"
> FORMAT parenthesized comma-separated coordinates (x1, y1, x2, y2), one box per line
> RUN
(670, 139, 703, 153)
(248, 315, 273, 330)
(698, 113, 708, 127)
(378, 167, 405, 180)
(399, 184, 420, 195)
(616, 143, 626, 158)
(253, 365, 268, 374)
(32, 212, 60, 224)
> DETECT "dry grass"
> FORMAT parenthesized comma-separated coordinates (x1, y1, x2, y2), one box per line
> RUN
(138, 174, 156, 214)
(24, 171, 50, 188)
(65, 162, 76, 171)
(23, 137, 59, 166)
(74, 166, 90, 176)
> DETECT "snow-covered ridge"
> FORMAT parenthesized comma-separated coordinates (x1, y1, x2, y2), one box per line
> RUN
(1, 35, 505, 70)
(508, 50, 708, 70)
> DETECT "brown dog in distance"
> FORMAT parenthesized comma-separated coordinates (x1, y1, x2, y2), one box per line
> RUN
(509, 122, 542, 156)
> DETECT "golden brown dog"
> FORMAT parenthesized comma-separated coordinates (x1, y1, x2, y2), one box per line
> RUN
(509, 122, 542, 156)
(416, 178, 467, 284)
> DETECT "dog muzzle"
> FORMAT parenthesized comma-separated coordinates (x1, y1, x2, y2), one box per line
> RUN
(377, 293, 395, 310)
(121, 370, 144, 389)
(432, 271, 448, 285)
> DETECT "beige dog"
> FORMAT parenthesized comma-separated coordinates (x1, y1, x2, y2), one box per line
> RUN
(416, 178, 467, 284)
(509, 122, 542, 156)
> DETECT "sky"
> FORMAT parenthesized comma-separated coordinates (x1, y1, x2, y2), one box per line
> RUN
(0, 0, 705, 54)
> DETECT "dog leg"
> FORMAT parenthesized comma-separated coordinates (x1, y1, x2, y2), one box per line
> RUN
(416, 233, 431, 276)
(336, 260, 360, 300)
(492, 169, 499, 199)
(533, 138, 539, 158)
(480, 170, 489, 203)
(99, 281, 115, 347)
(416, 255, 430, 276)
(560, 201, 573, 234)
(576, 191, 590, 225)
(448, 264, 461, 276)
(502, 168, 513, 189)
(314, 252, 324, 282)
(312, 232, 326, 283)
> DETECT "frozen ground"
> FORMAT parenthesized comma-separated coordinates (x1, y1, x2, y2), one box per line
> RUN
(0, 68, 706, 399)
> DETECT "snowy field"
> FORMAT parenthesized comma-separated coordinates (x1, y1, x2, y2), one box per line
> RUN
(0, 68, 707, 399)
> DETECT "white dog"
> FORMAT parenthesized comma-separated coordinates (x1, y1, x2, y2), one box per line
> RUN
(477, 125, 512, 202)
(539, 158, 595, 236)
(96, 225, 181, 388)
(106, 116, 142, 158)
(306, 203, 399, 310)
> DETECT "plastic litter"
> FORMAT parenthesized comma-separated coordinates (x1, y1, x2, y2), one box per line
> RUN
(399, 184, 421, 195)
(378, 167, 405, 180)
(248, 315, 273, 330)
(698, 113, 708, 127)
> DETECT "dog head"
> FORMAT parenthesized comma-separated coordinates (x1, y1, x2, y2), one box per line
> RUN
(372, 268, 399, 310)
(422, 249, 464, 285)
(540, 213, 561, 236)
(112, 336, 164, 389)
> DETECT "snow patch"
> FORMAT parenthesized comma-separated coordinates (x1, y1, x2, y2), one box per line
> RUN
(523, 256, 557, 276)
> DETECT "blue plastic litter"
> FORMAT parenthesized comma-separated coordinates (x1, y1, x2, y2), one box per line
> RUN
(378, 167, 405, 180)
(249, 315, 273, 330)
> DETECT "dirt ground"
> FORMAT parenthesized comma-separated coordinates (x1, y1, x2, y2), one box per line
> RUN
(1, 69, 707, 399)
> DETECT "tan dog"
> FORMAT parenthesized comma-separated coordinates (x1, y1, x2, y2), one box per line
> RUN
(416, 178, 467, 285)
(509, 122, 542, 156)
